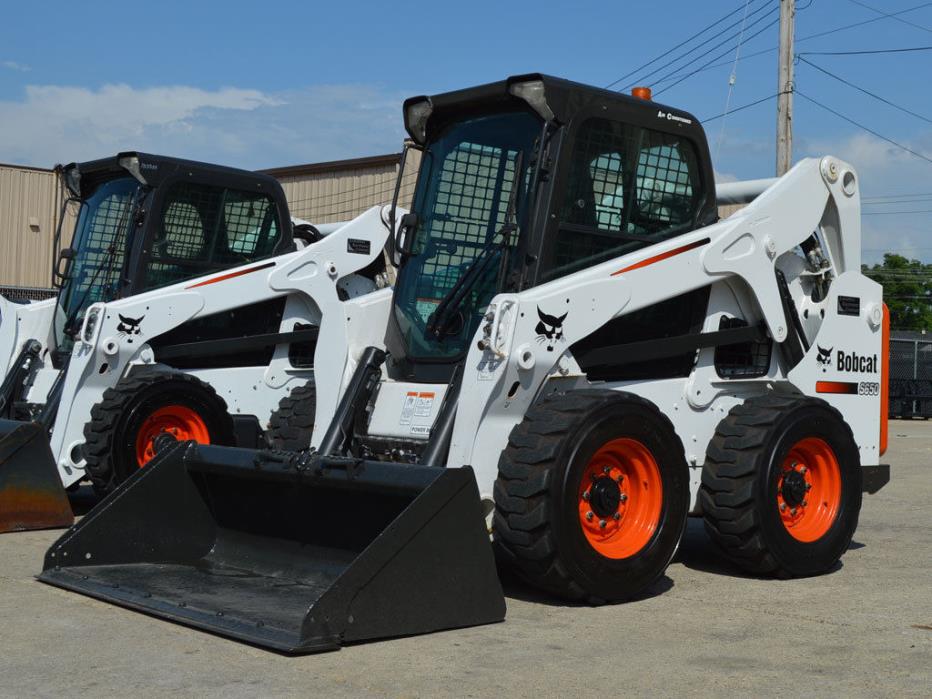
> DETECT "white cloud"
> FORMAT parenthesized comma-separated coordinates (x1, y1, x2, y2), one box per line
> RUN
(800, 130, 932, 264)
(0, 82, 408, 171)
(1, 61, 30, 72)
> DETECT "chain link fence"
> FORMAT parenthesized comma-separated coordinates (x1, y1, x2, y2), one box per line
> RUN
(889, 337, 932, 418)
(0, 285, 57, 303)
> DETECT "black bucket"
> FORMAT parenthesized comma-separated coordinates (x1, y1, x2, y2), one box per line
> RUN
(38, 442, 505, 653)
(0, 419, 73, 533)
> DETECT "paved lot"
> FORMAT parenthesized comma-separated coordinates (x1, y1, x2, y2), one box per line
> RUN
(1, 422, 929, 698)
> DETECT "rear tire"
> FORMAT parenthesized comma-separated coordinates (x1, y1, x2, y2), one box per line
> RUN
(83, 368, 235, 495)
(494, 390, 689, 604)
(267, 380, 316, 451)
(700, 394, 862, 577)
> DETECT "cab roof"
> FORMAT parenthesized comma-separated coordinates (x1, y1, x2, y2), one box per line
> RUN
(403, 73, 705, 146)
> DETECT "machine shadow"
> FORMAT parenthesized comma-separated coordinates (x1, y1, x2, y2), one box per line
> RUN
(498, 565, 674, 606)
(674, 517, 846, 578)
(67, 485, 100, 517)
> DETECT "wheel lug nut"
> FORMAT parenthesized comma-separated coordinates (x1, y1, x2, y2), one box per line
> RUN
(599, 519, 607, 529)
(790, 507, 797, 515)
(805, 483, 812, 491)
(799, 466, 807, 474)
(802, 500, 808, 507)
(780, 503, 787, 512)
(602, 466, 610, 474)
(619, 493, 628, 503)
(585, 511, 594, 521)
(615, 474, 623, 483)
(582, 491, 590, 501)
(613, 512, 621, 521)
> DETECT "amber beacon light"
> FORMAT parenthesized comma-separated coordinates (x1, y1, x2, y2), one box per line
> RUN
(631, 86, 653, 100)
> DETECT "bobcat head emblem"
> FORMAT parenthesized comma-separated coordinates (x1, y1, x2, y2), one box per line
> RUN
(117, 314, 145, 344)
(535, 307, 567, 352)
(817, 345, 833, 371)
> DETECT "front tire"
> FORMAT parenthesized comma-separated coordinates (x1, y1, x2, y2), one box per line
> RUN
(494, 390, 690, 603)
(83, 368, 235, 495)
(700, 394, 862, 577)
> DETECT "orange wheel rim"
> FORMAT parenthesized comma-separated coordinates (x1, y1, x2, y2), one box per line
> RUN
(134, 405, 210, 467)
(777, 437, 841, 542)
(577, 438, 663, 559)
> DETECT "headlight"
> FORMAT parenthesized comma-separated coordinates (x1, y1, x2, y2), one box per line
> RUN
(118, 154, 148, 185)
(64, 166, 81, 198)
(404, 99, 433, 144)
(508, 79, 555, 122)
(82, 306, 102, 342)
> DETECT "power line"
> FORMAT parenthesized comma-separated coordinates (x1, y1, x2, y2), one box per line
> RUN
(865, 197, 932, 204)
(650, 2, 932, 88)
(624, 1, 777, 92)
(603, 0, 766, 90)
(864, 192, 932, 201)
(800, 2, 932, 39)
(654, 13, 781, 96)
(863, 210, 932, 215)
(701, 92, 783, 122)
(797, 56, 932, 124)
(714, 0, 755, 160)
(795, 90, 932, 167)
(845, 0, 932, 34)
(798, 45, 932, 56)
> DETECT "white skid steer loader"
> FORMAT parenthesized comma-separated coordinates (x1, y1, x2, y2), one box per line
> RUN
(0, 152, 392, 532)
(41, 75, 889, 654)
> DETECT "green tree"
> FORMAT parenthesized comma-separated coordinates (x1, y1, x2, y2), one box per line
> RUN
(863, 253, 932, 331)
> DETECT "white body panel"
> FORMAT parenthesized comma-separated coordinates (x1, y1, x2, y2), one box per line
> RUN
(0, 295, 58, 381)
(48, 206, 393, 487)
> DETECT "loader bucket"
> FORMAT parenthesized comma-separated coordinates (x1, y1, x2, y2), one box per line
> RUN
(38, 442, 506, 653)
(0, 419, 73, 533)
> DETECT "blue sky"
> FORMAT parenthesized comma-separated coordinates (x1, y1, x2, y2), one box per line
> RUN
(1, 0, 930, 261)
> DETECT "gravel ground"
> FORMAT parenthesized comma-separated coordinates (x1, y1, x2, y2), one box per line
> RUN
(0, 421, 929, 698)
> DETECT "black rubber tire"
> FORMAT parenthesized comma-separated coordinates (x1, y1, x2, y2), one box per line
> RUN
(83, 368, 235, 495)
(700, 394, 862, 578)
(266, 380, 316, 451)
(494, 389, 690, 604)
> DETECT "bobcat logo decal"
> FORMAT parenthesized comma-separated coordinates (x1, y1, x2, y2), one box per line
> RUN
(117, 314, 145, 344)
(817, 345, 833, 372)
(535, 307, 567, 352)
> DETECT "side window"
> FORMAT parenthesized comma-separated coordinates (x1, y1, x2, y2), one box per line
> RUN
(544, 117, 703, 281)
(223, 190, 279, 257)
(144, 183, 282, 291)
(160, 187, 221, 260)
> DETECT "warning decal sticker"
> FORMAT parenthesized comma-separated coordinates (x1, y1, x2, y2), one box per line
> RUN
(400, 392, 418, 425)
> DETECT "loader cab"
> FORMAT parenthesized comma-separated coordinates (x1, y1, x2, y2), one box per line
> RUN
(387, 74, 717, 382)
(53, 153, 293, 360)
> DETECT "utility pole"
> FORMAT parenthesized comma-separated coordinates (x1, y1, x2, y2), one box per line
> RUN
(776, 0, 795, 176)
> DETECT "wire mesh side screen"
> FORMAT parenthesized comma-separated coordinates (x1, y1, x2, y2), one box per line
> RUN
(548, 118, 702, 281)
(415, 142, 519, 301)
(145, 183, 282, 290)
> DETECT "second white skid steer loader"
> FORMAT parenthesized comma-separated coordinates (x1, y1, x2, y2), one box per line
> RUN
(0, 152, 392, 531)
(42, 75, 889, 653)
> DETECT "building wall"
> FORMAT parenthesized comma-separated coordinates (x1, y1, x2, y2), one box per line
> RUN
(264, 151, 421, 226)
(0, 163, 73, 291)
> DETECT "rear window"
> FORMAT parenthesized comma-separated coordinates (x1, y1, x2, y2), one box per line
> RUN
(143, 183, 282, 290)
(544, 117, 703, 281)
